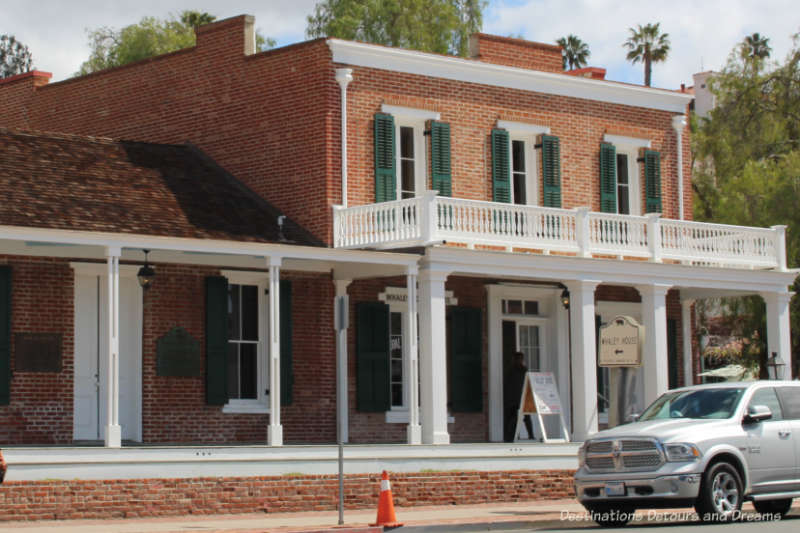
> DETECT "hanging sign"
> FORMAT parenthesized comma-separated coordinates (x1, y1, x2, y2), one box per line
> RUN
(599, 315, 644, 367)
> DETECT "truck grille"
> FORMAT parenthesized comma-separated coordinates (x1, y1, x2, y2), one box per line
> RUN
(584, 438, 664, 472)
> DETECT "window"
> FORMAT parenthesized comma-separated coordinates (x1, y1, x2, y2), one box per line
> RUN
(602, 134, 651, 216)
(495, 121, 552, 206)
(502, 299, 539, 316)
(390, 311, 404, 407)
(748, 387, 784, 420)
(221, 272, 268, 413)
(380, 105, 440, 201)
(511, 139, 530, 204)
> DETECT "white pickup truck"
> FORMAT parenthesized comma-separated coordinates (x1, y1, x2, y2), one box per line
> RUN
(574, 381, 800, 526)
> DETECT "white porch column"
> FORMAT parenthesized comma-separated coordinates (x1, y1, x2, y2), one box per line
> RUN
(762, 291, 793, 380)
(334, 279, 351, 443)
(418, 267, 450, 445)
(268, 257, 283, 446)
(681, 299, 695, 386)
(565, 280, 600, 442)
(104, 247, 121, 448)
(405, 266, 422, 444)
(638, 284, 672, 406)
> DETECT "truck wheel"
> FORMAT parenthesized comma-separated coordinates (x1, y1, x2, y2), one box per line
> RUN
(752, 498, 792, 518)
(694, 461, 743, 522)
(584, 504, 635, 528)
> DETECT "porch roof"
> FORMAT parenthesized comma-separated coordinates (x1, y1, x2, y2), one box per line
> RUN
(0, 128, 321, 247)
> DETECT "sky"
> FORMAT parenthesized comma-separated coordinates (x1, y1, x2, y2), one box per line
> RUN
(2, 0, 798, 88)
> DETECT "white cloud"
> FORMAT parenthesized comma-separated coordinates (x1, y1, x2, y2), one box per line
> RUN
(485, 0, 799, 88)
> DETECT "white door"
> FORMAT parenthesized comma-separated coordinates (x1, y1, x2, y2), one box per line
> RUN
(73, 267, 142, 442)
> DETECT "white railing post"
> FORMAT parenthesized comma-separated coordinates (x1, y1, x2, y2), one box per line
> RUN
(771, 225, 788, 271)
(332, 205, 344, 248)
(575, 207, 591, 258)
(647, 213, 662, 262)
(421, 190, 438, 244)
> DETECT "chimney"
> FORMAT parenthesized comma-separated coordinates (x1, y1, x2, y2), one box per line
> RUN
(469, 33, 563, 73)
(195, 15, 256, 57)
(565, 67, 606, 80)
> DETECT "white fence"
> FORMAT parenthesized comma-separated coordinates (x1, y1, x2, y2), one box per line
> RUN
(333, 193, 786, 270)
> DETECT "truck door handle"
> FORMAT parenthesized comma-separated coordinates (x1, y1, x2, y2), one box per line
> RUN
(778, 430, 791, 438)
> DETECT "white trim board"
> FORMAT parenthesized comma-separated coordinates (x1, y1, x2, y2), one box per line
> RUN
(603, 134, 651, 148)
(381, 104, 440, 121)
(328, 39, 692, 113)
(497, 121, 550, 135)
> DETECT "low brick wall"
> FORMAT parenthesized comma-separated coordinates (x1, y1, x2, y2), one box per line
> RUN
(0, 470, 575, 521)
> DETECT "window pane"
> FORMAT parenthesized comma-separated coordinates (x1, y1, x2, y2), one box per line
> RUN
(227, 343, 240, 399)
(392, 384, 403, 407)
(513, 173, 526, 205)
(748, 387, 783, 420)
(391, 359, 402, 381)
(239, 343, 258, 399)
(391, 311, 402, 333)
(616, 154, 629, 184)
(618, 184, 630, 215)
(241, 285, 259, 341)
(401, 159, 415, 195)
(777, 387, 800, 419)
(400, 126, 414, 158)
(524, 301, 539, 315)
(512, 140, 525, 172)
(228, 285, 241, 340)
(507, 300, 522, 314)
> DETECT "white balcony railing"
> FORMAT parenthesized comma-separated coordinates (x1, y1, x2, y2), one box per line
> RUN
(333, 191, 787, 270)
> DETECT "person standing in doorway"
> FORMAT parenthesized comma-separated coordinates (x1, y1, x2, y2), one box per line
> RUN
(504, 351, 535, 442)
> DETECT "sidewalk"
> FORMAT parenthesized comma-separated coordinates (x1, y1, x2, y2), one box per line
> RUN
(0, 499, 584, 533)
(1, 499, 796, 533)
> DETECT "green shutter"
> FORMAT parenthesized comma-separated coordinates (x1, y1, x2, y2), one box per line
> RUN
(667, 318, 678, 390)
(430, 121, 452, 196)
(280, 280, 293, 406)
(450, 307, 483, 412)
(491, 129, 510, 203)
(374, 113, 396, 202)
(541, 135, 561, 208)
(0, 266, 11, 405)
(205, 276, 228, 405)
(644, 150, 662, 213)
(356, 301, 390, 412)
(599, 143, 617, 213)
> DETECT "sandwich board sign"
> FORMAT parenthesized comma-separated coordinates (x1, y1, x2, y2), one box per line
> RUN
(599, 315, 644, 367)
(514, 372, 570, 443)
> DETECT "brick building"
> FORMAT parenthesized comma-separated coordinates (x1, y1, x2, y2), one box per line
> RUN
(0, 15, 794, 455)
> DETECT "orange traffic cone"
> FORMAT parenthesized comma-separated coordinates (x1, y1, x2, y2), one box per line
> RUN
(370, 470, 403, 528)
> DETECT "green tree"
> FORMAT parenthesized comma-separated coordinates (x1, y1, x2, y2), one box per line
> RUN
(693, 34, 800, 377)
(0, 34, 33, 78)
(556, 34, 590, 70)
(306, 0, 486, 57)
(623, 23, 670, 87)
(78, 11, 275, 76)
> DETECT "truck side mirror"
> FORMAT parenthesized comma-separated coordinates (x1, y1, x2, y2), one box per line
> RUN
(743, 404, 772, 425)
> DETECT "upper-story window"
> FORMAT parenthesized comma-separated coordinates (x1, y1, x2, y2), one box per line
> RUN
(600, 134, 661, 215)
(374, 105, 451, 202)
(492, 121, 560, 207)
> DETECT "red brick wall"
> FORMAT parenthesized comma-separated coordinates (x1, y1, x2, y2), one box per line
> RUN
(469, 34, 564, 73)
(0, 17, 692, 250)
(0, 469, 575, 521)
(141, 265, 336, 444)
(0, 256, 74, 445)
(0, 17, 339, 246)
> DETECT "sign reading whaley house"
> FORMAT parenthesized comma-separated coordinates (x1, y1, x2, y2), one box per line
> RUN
(599, 315, 644, 367)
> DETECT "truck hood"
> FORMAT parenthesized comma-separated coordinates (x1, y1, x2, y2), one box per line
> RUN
(589, 418, 730, 443)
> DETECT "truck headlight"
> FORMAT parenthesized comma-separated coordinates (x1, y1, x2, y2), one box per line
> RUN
(664, 443, 702, 462)
(577, 443, 587, 468)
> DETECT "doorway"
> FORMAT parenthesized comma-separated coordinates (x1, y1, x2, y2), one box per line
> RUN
(72, 264, 142, 442)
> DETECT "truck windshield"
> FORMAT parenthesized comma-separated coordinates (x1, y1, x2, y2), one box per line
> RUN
(639, 387, 746, 421)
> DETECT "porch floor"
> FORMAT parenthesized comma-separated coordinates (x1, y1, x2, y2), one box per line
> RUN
(2, 442, 580, 481)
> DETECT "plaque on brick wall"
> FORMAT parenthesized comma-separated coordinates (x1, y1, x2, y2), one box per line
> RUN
(15, 333, 62, 372)
(156, 327, 202, 377)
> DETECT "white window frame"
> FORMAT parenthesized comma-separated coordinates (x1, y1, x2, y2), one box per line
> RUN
(382, 105, 439, 199)
(497, 121, 550, 206)
(221, 270, 269, 414)
(603, 134, 651, 216)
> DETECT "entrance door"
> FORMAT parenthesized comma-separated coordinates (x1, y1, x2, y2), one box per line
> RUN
(73, 267, 142, 442)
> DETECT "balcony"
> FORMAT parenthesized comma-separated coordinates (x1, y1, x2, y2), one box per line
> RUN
(333, 191, 787, 270)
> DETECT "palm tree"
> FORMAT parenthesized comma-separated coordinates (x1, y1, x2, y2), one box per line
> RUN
(741, 32, 771, 60)
(556, 34, 590, 70)
(623, 23, 670, 87)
